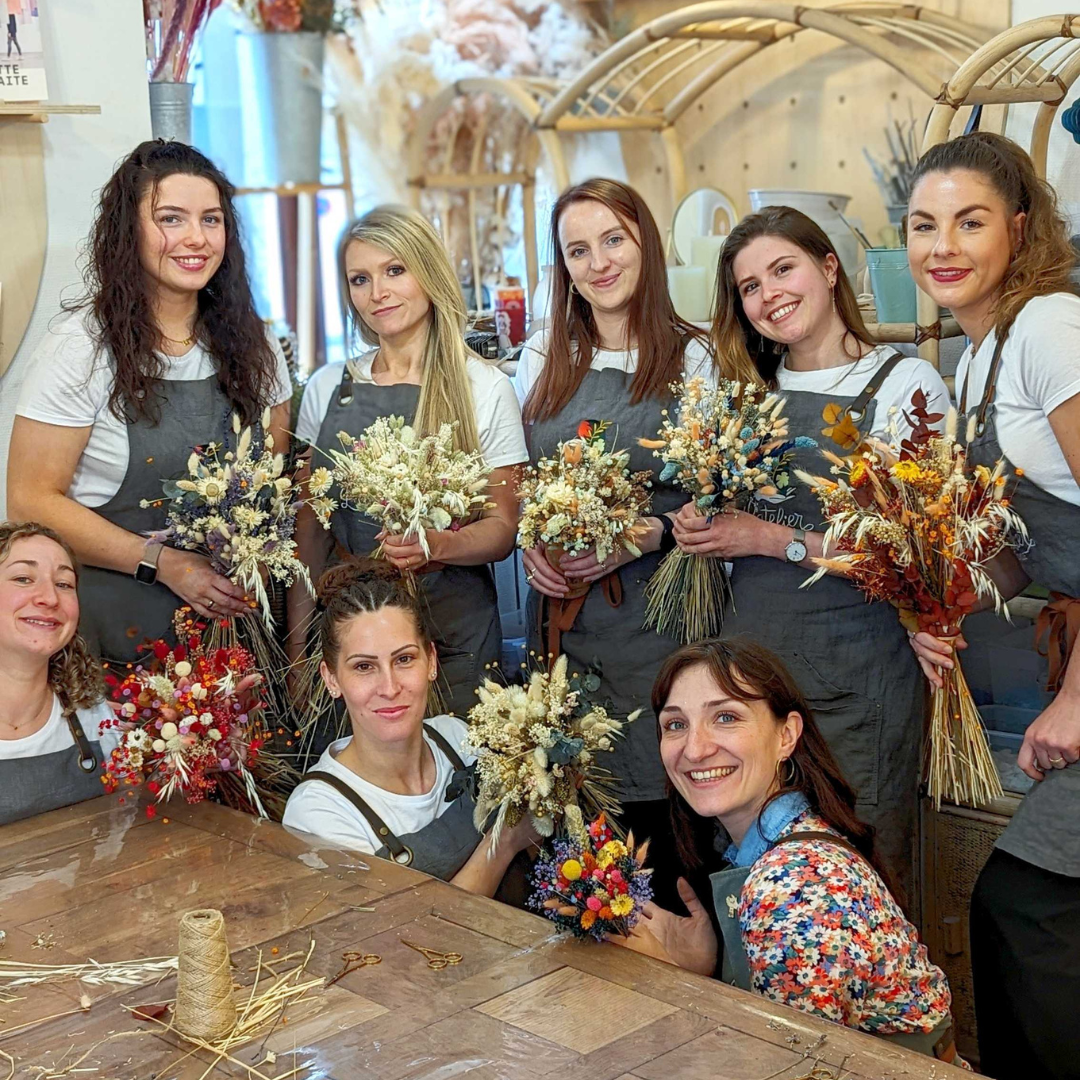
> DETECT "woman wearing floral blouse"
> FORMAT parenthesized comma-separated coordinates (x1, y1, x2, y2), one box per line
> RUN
(615, 638, 965, 1064)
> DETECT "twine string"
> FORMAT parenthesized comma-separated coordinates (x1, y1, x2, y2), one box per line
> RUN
(174, 909, 237, 1041)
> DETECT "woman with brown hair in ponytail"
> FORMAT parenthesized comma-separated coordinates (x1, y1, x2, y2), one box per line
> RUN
(614, 638, 964, 1066)
(513, 178, 713, 906)
(905, 132, 1080, 1079)
(0, 521, 119, 824)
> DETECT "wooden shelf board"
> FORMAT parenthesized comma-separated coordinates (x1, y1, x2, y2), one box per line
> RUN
(0, 103, 101, 123)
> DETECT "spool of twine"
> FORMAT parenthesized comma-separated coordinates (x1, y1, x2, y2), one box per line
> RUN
(174, 909, 237, 1041)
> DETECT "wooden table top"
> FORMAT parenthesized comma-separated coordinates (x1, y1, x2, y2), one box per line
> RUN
(0, 798, 969, 1080)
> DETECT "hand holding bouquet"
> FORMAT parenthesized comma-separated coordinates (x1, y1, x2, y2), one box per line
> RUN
(463, 654, 638, 851)
(640, 377, 813, 643)
(306, 415, 494, 564)
(517, 420, 652, 598)
(796, 393, 1026, 808)
(101, 611, 284, 818)
(145, 410, 312, 629)
(529, 815, 653, 941)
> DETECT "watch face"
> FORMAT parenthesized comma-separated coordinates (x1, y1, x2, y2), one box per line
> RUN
(135, 562, 157, 585)
(786, 541, 807, 564)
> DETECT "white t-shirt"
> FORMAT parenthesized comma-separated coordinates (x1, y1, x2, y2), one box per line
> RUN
(282, 714, 476, 855)
(955, 292, 1080, 506)
(15, 311, 294, 508)
(512, 329, 716, 407)
(0, 695, 118, 761)
(776, 345, 951, 445)
(296, 351, 527, 470)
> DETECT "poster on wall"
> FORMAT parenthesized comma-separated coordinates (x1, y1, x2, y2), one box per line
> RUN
(2, 0, 48, 102)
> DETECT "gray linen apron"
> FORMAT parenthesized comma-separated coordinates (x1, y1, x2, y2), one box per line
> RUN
(315, 367, 501, 719)
(709, 832, 957, 1061)
(296, 723, 529, 901)
(961, 337, 1080, 878)
(720, 355, 923, 895)
(525, 366, 686, 804)
(0, 711, 107, 825)
(78, 374, 231, 664)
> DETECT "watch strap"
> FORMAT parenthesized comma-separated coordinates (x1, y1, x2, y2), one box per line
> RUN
(657, 514, 677, 555)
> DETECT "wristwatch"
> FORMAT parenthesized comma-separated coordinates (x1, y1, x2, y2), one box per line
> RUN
(784, 527, 807, 565)
(134, 541, 164, 585)
(657, 514, 677, 555)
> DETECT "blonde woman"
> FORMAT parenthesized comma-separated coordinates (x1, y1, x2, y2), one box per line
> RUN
(292, 206, 527, 718)
(0, 521, 119, 825)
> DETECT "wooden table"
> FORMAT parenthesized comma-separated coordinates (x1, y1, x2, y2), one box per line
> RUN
(0, 799, 970, 1080)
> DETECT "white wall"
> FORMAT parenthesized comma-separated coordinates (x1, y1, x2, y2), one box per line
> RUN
(0, 0, 150, 520)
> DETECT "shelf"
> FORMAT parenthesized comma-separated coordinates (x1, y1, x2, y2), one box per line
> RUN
(0, 103, 101, 124)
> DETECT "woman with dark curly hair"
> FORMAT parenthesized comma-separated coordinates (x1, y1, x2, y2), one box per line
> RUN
(0, 521, 118, 824)
(8, 141, 292, 663)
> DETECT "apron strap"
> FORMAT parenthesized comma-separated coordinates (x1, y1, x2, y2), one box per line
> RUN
(1035, 592, 1080, 692)
(299, 770, 412, 863)
(64, 711, 100, 774)
(845, 350, 906, 423)
(542, 572, 623, 661)
(958, 332, 1008, 434)
(422, 723, 466, 771)
(337, 364, 355, 406)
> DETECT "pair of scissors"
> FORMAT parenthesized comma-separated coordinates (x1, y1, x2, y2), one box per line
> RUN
(401, 939, 462, 970)
(325, 950, 381, 987)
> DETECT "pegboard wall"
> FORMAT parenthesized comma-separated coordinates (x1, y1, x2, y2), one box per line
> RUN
(608, 0, 1011, 245)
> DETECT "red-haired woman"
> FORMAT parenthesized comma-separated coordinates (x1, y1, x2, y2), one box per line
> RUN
(514, 178, 713, 903)
(905, 132, 1080, 1079)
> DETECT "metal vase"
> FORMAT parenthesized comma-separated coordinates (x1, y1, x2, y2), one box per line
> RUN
(149, 81, 194, 144)
(240, 32, 325, 187)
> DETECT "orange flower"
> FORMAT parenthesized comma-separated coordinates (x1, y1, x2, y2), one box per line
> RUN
(577, 420, 593, 439)
(580, 910, 597, 930)
(599, 906, 614, 920)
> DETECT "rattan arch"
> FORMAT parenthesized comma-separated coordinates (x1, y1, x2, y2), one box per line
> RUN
(407, 2, 990, 319)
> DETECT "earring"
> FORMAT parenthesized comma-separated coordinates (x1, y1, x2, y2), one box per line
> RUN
(831, 287, 837, 314)
(565, 280, 578, 325)
(776, 757, 796, 786)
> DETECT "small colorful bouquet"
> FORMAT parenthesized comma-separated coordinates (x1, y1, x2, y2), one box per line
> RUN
(640, 377, 813, 643)
(100, 611, 292, 819)
(517, 420, 652, 597)
(306, 415, 495, 563)
(463, 654, 638, 850)
(228, 0, 341, 33)
(797, 392, 1027, 809)
(529, 815, 653, 941)
(145, 409, 312, 630)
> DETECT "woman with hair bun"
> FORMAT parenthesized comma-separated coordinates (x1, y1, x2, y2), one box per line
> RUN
(283, 559, 537, 896)
(292, 205, 527, 719)
(0, 521, 119, 824)
(905, 132, 1080, 1078)
(8, 141, 293, 663)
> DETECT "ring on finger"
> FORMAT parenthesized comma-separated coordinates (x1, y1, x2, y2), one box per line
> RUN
(1049, 755, 1066, 766)
(206, 598, 215, 610)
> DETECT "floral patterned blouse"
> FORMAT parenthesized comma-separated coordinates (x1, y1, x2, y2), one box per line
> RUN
(739, 809, 964, 1051)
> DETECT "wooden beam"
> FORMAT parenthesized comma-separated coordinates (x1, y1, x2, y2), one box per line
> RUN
(0, 102, 101, 115)
(410, 172, 532, 190)
(548, 114, 666, 132)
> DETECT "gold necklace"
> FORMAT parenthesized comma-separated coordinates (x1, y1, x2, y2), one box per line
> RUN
(161, 331, 196, 348)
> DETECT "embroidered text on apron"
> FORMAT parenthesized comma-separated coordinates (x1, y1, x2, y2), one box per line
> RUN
(78, 374, 231, 664)
(961, 334, 1080, 878)
(315, 367, 501, 720)
(0, 711, 107, 825)
(709, 830, 958, 1063)
(525, 366, 686, 803)
(719, 354, 923, 895)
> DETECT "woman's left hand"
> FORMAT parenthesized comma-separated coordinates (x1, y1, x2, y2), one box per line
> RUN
(1017, 687, 1080, 780)
(558, 543, 637, 584)
(672, 503, 768, 560)
(380, 530, 438, 572)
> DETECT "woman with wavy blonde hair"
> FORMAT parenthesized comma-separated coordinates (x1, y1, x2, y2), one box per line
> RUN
(0, 521, 119, 824)
(904, 131, 1080, 1079)
(292, 205, 527, 720)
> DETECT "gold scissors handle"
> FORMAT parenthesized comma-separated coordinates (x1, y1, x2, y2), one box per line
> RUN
(401, 940, 462, 969)
(326, 950, 381, 987)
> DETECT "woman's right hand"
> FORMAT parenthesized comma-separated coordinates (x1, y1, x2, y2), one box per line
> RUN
(626, 878, 717, 977)
(522, 543, 569, 599)
(908, 631, 968, 690)
(157, 548, 251, 620)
